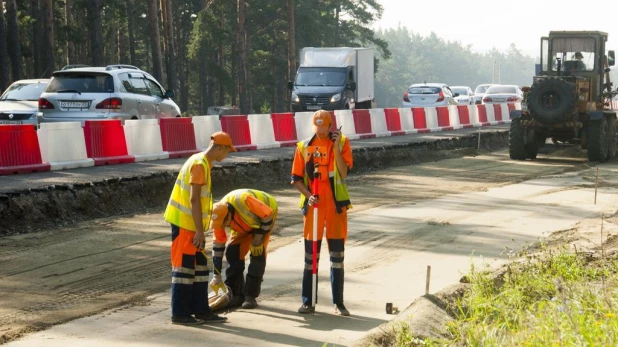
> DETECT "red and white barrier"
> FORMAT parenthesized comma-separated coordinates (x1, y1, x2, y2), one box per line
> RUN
(0, 125, 50, 175)
(193, 115, 222, 150)
(124, 119, 169, 162)
(38, 122, 94, 170)
(1, 103, 521, 175)
(248, 114, 279, 149)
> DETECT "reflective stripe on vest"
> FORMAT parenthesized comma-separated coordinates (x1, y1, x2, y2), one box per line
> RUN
(164, 153, 213, 231)
(297, 135, 352, 213)
(224, 189, 278, 230)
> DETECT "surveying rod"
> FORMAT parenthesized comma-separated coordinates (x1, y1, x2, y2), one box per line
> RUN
(311, 150, 321, 309)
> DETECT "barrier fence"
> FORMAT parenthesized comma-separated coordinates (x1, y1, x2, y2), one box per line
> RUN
(0, 104, 519, 175)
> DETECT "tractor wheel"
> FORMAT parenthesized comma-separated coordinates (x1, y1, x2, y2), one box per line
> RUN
(509, 118, 527, 160)
(527, 77, 576, 124)
(607, 116, 617, 160)
(587, 117, 609, 162)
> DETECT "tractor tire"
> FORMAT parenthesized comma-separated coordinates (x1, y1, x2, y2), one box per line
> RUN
(607, 116, 617, 160)
(527, 77, 577, 124)
(509, 118, 527, 160)
(587, 117, 609, 162)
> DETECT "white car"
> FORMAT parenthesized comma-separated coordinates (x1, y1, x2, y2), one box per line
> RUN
(473, 83, 497, 104)
(402, 83, 457, 108)
(482, 85, 523, 104)
(450, 86, 474, 105)
(0, 79, 49, 126)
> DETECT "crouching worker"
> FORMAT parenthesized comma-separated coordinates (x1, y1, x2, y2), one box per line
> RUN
(208, 189, 278, 309)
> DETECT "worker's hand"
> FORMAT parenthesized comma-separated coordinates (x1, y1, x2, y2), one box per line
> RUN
(250, 236, 264, 257)
(209, 274, 225, 294)
(308, 195, 319, 206)
(192, 230, 205, 249)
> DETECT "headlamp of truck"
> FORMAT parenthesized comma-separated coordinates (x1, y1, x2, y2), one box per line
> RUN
(330, 93, 341, 102)
(291, 93, 300, 103)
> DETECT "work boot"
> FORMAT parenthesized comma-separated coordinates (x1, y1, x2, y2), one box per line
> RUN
(297, 304, 315, 314)
(242, 296, 258, 309)
(228, 295, 245, 308)
(334, 304, 350, 316)
(171, 315, 204, 325)
(194, 312, 227, 323)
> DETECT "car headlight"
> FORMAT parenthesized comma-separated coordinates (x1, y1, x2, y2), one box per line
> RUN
(330, 93, 341, 102)
(291, 93, 300, 103)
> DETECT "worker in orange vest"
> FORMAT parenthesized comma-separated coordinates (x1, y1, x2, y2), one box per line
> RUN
(291, 110, 353, 316)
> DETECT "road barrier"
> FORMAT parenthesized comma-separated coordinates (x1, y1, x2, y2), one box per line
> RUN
(1, 104, 519, 175)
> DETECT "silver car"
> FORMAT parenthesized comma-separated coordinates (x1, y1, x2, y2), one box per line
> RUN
(0, 79, 49, 126)
(402, 83, 457, 108)
(451, 86, 474, 105)
(482, 85, 523, 104)
(473, 83, 497, 104)
(39, 65, 180, 124)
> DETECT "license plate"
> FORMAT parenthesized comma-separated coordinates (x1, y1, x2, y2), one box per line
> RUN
(306, 105, 321, 110)
(493, 98, 505, 102)
(0, 120, 23, 125)
(60, 101, 89, 108)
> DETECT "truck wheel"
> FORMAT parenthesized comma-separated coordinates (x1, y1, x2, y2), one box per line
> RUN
(526, 130, 543, 160)
(509, 118, 527, 160)
(527, 77, 576, 124)
(587, 117, 609, 162)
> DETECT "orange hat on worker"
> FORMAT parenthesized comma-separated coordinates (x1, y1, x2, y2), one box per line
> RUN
(211, 131, 237, 152)
(210, 202, 230, 229)
(312, 110, 332, 131)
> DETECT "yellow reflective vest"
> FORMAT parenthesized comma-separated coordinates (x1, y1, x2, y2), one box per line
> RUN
(164, 153, 213, 231)
(222, 189, 278, 231)
(297, 135, 352, 213)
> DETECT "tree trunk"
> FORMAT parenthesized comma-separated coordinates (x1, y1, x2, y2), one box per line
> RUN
(286, 0, 296, 112)
(178, 8, 189, 112)
(6, 0, 22, 81)
(30, 0, 42, 77)
(65, 0, 75, 65)
(232, 44, 237, 107)
(237, 0, 248, 113)
(217, 5, 225, 106)
(334, 1, 340, 46)
(40, 0, 55, 77)
(0, 1, 9, 91)
(88, 0, 104, 66)
(126, 0, 137, 66)
(147, 0, 163, 82)
(164, 0, 177, 92)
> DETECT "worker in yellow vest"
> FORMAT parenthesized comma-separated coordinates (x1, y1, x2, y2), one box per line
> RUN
(209, 189, 278, 309)
(164, 131, 236, 325)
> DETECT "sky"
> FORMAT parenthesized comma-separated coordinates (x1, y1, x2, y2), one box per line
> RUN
(372, 0, 618, 59)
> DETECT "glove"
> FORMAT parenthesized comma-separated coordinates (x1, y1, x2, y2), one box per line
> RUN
(209, 274, 225, 294)
(250, 243, 264, 257)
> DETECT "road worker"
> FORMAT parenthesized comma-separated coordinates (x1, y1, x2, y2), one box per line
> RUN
(164, 131, 236, 325)
(208, 189, 278, 309)
(290, 110, 353, 316)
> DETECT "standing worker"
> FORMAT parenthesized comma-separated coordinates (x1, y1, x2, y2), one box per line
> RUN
(208, 189, 278, 309)
(164, 131, 236, 325)
(291, 110, 353, 316)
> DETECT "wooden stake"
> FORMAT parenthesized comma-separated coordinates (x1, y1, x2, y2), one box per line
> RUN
(477, 131, 481, 150)
(594, 166, 599, 205)
(425, 265, 431, 295)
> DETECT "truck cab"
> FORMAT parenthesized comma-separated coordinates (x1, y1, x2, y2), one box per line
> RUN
(289, 47, 374, 112)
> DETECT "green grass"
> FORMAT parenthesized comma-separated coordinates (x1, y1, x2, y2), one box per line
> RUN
(405, 245, 618, 346)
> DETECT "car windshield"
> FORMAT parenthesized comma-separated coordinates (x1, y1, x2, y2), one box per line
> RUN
(451, 88, 468, 95)
(47, 73, 114, 93)
(475, 85, 491, 94)
(295, 69, 346, 86)
(408, 87, 441, 94)
(486, 86, 518, 94)
(0, 82, 48, 101)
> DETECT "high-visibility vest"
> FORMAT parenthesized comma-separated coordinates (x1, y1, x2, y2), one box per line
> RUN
(164, 153, 213, 231)
(223, 189, 278, 231)
(297, 135, 352, 213)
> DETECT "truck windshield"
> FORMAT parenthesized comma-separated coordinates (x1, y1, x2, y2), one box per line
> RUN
(551, 37, 595, 72)
(295, 69, 346, 86)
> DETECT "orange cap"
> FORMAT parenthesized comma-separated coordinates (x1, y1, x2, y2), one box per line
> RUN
(312, 110, 332, 129)
(211, 131, 237, 152)
(210, 202, 229, 229)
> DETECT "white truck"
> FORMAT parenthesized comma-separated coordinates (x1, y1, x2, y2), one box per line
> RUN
(289, 47, 375, 112)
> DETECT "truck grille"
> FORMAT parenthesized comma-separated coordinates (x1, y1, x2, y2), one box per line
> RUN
(299, 95, 330, 106)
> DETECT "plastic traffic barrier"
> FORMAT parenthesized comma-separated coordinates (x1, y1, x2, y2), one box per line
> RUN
(83, 120, 135, 165)
(159, 117, 200, 158)
(0, 125, 50, 175)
